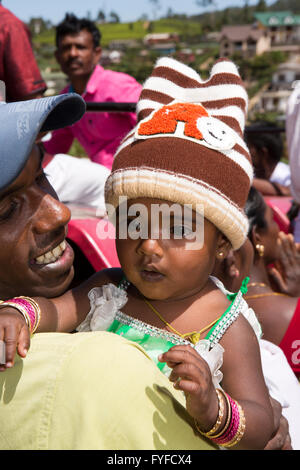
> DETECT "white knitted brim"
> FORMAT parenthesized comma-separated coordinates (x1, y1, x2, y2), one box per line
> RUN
(105, 167, 248, 250)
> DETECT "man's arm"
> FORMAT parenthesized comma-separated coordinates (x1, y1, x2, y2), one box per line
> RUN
(117, 77, 142, 126)
(3, 22, 47, 101)
(253, 178, 291, 196)
(43, 126, 75, 156)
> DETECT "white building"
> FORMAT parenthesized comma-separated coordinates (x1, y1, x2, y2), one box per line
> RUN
(256, 62, 300, 114)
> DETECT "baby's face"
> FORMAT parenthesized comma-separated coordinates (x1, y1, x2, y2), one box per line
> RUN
(115, 197, 228, 301)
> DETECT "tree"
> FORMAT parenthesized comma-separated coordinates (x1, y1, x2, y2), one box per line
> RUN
(109, 11, 120, 23)
(221, 8, 230, 26)
(28, 17, 47, 35)
(195, 0, 217, 7)
(242, 0, 251, 23)
(256, 0, 267, 12)
(147, 21, 154, 33)
(166, 7, 174, 18)
(195, 0, 217, 30)
(97, 10, 106, 23)
(149, 0, 161, 20)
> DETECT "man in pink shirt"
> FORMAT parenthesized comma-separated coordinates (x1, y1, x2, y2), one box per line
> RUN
(44, 14, 142, 170)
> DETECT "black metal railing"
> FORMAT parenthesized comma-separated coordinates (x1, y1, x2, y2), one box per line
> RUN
(86, 102, 137, 113)
(85, 102, 286, 133)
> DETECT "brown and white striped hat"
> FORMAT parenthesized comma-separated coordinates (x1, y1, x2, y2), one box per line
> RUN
(105, 57, 253, 249)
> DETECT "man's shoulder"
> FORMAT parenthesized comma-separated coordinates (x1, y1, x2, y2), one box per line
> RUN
(94, 65, 140, 86)
(90, 66, 141, 102)
(270, 161, 291, 185)
(0, 6, 25, 29)
(58, 81, 71, 94)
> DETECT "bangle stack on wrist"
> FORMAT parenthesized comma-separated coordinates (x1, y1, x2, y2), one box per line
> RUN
(0, 296, 41, 335)
(194, 388, 246, 448)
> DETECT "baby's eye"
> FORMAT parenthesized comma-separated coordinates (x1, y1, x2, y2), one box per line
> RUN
(127, 218, 146, 239)
(171, 225, 193, 239)
(127, 219, 140, 231)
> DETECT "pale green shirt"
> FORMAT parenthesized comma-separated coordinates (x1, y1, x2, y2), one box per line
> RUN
(0, 331, 215, 450)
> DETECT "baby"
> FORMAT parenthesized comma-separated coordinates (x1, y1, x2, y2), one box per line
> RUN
(0, 57, 274, 449)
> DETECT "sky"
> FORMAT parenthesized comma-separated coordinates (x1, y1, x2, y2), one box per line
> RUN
(3, 0, 276, 24)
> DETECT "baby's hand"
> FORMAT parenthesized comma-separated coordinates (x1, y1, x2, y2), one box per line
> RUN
(158, 344, 218, 431)
(0, 307, 30, 371)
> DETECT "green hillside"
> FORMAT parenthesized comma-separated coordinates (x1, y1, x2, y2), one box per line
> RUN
(34, 18, 202, 48)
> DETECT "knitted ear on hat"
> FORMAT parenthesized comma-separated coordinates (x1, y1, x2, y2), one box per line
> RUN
(105, 57, 253, 250)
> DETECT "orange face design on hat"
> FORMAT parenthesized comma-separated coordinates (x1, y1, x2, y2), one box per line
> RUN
(139, 102, 208, 140)
(137, 101, 237, 151)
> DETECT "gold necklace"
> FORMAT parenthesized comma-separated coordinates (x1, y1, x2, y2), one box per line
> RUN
(247, 282, 268, 288)
(143, 298, 221, 345)
(246, 282, 289, 299)
(244, 292, 289, 300)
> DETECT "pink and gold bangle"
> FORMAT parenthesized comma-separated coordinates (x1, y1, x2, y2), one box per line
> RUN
(213, 394, 239, 443)
(0, 302, 31, 328)
(221, 401, 246, 448)
(21, 297, 41, 333)
(194, 388, 226, 437)
(0, 296, 41, 334)
(193, 388, 246, 448)
(212, 394, 246, 448)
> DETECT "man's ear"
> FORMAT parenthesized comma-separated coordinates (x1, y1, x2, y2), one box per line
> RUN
(55, 49, 61, 65)
(261, 146, 276, 176)
(93, 46, 102, 65)
(261, 146, 269, 161)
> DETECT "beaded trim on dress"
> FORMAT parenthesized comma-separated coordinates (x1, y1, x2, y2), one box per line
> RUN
(114, 310, 190, 346)
(76, 276, 262, 344)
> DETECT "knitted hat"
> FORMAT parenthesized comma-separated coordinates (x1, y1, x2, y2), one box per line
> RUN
(105, 57, 253, 249)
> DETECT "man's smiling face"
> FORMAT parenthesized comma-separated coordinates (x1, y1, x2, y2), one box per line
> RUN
(0, 144, 75, 299)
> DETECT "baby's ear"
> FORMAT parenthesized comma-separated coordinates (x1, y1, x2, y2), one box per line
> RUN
(216, 235, 231, 261)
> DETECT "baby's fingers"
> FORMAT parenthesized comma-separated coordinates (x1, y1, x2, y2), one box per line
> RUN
(17, 325, 30, 359)
(159, 344, 201, 366)
(2, 324, 21, 369)
(0, 339, 5, 368)
(169, 362, 204, 391)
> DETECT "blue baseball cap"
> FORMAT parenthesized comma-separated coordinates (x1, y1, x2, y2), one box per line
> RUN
(0, 93, 86, 191)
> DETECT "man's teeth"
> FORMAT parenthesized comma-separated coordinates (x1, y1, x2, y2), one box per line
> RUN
(35, 240, 66, 265)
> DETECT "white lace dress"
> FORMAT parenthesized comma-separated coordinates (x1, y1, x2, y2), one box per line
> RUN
(77, 276, 262, 387)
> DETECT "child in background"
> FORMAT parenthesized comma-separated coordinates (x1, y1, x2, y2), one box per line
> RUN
(0, 57, 275, 449)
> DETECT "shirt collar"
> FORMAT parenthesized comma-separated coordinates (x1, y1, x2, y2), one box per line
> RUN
(68, 64, 104, 96)
(85, 64, 103, 95)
